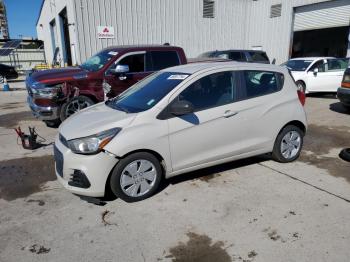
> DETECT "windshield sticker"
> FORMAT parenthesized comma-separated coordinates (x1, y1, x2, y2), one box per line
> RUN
(167, 74, 189, 80)
(108, 51, 118, 56)
(147, 99, 155, 106)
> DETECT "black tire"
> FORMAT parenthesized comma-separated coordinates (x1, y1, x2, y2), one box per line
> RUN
(110, 152, 163, 202)
(272, 125, 304, 163)
(296, 81, 306, 93)
(60, 95, 94, 122)
(44, 119, 61, 128)
(0, 75, 4, 84)
(339, 148, 350, 162)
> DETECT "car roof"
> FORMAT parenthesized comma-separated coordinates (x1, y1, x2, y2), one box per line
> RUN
(289, 57, 335, 61)
(101, 45, 182, 52)
(204, 49, 267, 53)
(164, 61, 284, 74)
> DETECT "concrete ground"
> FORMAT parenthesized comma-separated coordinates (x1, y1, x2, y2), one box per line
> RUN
(0, 91, 349, 262)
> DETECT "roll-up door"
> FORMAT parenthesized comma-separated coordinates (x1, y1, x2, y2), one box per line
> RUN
(294, 0, 350, 32)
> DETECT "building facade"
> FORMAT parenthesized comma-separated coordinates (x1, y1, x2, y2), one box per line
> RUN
(0, 0, 9, 39)
(37, 0, 350, 66)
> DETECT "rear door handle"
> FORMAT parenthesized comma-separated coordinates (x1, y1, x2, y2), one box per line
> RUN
(223, 110, 238, 118)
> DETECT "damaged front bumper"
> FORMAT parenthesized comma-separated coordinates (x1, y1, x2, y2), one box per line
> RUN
(54, 135, 119, 197)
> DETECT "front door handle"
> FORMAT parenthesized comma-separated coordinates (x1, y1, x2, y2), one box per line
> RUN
(223, 110, 238, 118)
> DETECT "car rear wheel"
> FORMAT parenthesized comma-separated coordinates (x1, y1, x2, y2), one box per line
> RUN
(60, 95, 94, 121)
(272, 125, 304, 163)
(110, 152, 162, 202)
(296, 81, 306, 94)
(0, 75, 4, 84)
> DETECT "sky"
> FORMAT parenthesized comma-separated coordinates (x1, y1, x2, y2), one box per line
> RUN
(4, 0, 43, 39)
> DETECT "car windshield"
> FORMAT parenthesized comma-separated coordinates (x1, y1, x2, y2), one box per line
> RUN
(80, 50, 116, 72)
(282, 60, 313, 71)
(105, 71, 190, 113)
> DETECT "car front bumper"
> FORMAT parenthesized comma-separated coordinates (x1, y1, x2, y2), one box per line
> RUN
(54, 135, 119, 197)
(27, 95, 60, 121)
(337, 87, 350, 107)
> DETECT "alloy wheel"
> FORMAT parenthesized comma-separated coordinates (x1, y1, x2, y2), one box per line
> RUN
(65, 99, 91, 117)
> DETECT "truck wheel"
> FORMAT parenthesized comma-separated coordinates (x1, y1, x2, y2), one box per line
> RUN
(60, 95, 94, 121)
(272, 125, 304, 163)
(109, 152, 163, 202)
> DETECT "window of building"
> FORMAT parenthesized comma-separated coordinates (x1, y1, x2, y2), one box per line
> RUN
(270, 4, 282, 18)
(203, 0, 215, 18)
(178, 71, 236, 112)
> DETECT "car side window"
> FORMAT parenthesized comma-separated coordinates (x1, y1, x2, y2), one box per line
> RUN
(309, 60, 326, 72)
(229, 52, 245, 61)
(147, 51, 180, 71)
(242, 71, 282, 99)
(117, 54, 145, 73)
(177, 71, 236, 112)
(248, 52, 269, 63)
(327, 58, 349, 71)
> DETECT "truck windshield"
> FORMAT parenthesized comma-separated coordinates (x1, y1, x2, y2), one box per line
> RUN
(106, 71, 190, 113)
(282, 60, 313, 71)
(80, 50, 116, 72)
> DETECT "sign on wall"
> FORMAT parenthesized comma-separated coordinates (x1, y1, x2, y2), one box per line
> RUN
(97, 26, 115, 39)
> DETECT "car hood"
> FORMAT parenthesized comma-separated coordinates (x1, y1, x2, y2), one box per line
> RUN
(29, 67, 88, 84)
(59, 102, 137, 140)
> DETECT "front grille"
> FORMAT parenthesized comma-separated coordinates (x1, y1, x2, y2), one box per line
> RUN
(59, 134, 69, 148)
(54, 145, 64, 177)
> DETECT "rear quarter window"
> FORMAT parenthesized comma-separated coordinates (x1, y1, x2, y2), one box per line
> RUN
(241, 70, 284, 99)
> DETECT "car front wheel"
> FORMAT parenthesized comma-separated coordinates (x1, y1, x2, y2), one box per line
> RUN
(60, 95, 94, 121)
(272, 125, 304, 163)
(110, 152, 163, 202)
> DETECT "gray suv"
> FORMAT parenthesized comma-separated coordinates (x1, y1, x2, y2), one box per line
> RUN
(198, 49, 270, 64)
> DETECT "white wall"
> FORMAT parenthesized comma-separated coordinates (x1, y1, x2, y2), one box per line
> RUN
(36, 0, 78, 66)
(73, 0, 249, 63)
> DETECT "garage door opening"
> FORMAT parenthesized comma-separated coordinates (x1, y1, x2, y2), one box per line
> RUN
(292, 26, 349, 58)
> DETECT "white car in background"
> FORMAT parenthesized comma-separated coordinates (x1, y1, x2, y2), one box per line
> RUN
(282, 57, 349, 94)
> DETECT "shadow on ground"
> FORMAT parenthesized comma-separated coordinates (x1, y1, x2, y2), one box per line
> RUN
(329, 102, 350, 115)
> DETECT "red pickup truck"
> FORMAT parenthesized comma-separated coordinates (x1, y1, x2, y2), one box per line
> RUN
(26, 45, 187, 126)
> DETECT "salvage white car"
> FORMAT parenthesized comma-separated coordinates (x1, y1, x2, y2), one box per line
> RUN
(283, 57, 349, 93)
(54, 62, 307, 202)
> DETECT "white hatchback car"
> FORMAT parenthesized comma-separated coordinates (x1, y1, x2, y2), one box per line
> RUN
(283, 57, 349, 93)
(54, 62, 307, 202)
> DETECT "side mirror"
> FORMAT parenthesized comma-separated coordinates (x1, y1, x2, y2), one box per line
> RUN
(170, 100, 194, 116)
(108, 64, 129, 80)
(313, 68, 318, 75)
(271, 58, 276, 65)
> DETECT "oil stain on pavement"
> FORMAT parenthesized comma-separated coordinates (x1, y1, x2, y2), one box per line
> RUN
(0, 111, 37, 128)
(0, 155, 56, 201)
(300, 124, 350, 182)
(164, 232, 232, 262)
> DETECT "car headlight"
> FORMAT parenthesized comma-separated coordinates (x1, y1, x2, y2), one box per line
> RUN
(33, 83, 63, 98)
(67, 128, 121, 155)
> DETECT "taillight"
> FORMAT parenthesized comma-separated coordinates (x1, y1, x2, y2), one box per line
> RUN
(342, 70, 350, 88)
(297, 90, 306, 106)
